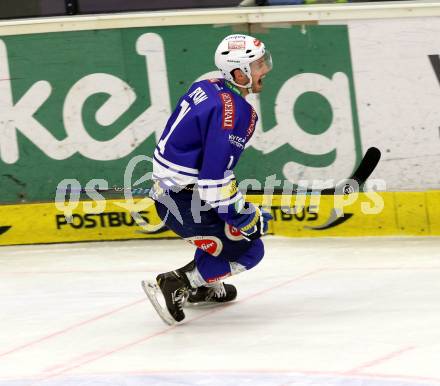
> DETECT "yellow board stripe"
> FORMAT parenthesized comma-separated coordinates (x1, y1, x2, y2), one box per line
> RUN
(0, 191, 439, 246)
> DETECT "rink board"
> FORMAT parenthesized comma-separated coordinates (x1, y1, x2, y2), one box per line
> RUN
(0, 191, 439, 246)
(1, 14, 440, 203)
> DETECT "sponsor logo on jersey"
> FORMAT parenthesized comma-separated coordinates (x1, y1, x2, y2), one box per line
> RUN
(185, 236, 223, 256)
(228, 134, 245, 149)
(220, 92, 235, 129)
(206, 272, 231, 284)
(225, 223, 245, 241)
(228, 40, 246, 50)
(246, 107, 257, 139)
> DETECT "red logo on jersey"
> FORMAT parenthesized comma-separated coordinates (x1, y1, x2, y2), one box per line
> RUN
(220, 92, 235, 129)
(253, 39, 261, 47)
(246, 107, 258, 139)
(206, 272, 231, 283)
(225, 224, 245, 241)
(185, 236, 223, 256)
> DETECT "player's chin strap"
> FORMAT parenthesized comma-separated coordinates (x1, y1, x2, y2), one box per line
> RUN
(227, 77, 253, 95)
(243, 76, 253, 94)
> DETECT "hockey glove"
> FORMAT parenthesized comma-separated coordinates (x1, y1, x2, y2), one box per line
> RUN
(239, 205, 273, 241)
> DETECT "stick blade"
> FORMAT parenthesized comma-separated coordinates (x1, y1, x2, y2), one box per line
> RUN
(320, 146, 381, 195)
(350, 146, 381, 183)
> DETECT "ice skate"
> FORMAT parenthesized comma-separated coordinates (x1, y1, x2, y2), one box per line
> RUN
(141, 280, 176, 325)
(156, 270, 190, 322)
(142, 270, 191, 325)
(187, 282, 237, 305)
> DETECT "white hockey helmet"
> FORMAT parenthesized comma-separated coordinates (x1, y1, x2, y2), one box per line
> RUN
(214, 34, 272, 90)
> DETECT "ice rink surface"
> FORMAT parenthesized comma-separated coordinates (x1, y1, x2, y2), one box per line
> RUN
(1, 236, 440, 386)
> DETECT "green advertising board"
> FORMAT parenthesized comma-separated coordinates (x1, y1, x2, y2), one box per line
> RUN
(0, 24, 361, 203)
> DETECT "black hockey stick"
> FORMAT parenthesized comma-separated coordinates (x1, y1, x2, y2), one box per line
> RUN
(72, 147, 381, 197)
(320, 146, 381, 195)
(245, 146, 381, 196)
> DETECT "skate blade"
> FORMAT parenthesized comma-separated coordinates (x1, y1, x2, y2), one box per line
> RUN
(185, 300, 232, 309)
(141, 280, 176, 326)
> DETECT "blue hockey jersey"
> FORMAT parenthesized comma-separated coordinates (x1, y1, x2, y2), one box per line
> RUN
(152, 78, 258, 224)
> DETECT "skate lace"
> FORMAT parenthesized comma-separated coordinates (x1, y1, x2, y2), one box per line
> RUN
(207, 282, 227, 300)
(173, 288, 187, 311)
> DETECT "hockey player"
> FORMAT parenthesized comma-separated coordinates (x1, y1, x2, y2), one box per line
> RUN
(143, 34, 273, 324)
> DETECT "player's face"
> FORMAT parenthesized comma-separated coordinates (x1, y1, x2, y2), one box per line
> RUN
(250, 51, 273, 93)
